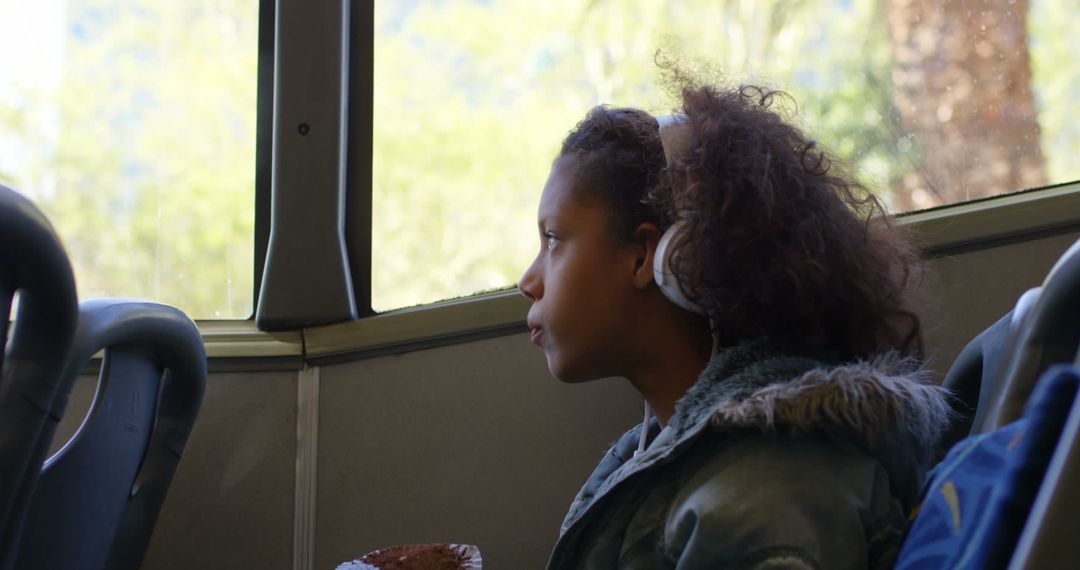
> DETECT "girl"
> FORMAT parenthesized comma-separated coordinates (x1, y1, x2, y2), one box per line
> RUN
(518, 82, 951, 569)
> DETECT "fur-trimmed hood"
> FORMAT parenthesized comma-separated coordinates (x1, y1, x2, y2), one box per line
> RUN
(669, 340, 952, 508)
(551, 340, 951, 568)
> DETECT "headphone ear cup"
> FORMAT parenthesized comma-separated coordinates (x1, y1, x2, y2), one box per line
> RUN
(652, 221, 705, 315)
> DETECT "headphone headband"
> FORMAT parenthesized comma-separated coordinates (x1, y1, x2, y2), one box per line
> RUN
(656, 114, 693, 212)
(652, 113, 704, 315)
(655, 114, 692, 167)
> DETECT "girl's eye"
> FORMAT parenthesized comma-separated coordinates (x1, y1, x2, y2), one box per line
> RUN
(545, 233, 558, 250)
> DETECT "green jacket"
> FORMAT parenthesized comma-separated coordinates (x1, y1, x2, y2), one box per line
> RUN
(547, 341, 951, 569)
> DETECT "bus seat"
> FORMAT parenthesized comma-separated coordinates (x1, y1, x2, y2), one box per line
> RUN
(0, 185, 79, 563)
(986, 237, 1080, 430)
(895, 363, 1080, 569)
(9, 299, 207, 570)
(938, 288, 1040, 453)
(941, 234, 1080, 446)
(895, 236, 1080, 568)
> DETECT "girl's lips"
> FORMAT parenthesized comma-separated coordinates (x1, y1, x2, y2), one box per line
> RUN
(530, 327, 543, 346)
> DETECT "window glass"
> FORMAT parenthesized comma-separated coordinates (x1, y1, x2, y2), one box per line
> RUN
(373, 0, 1080, 312)
(0, 0, 259, 319)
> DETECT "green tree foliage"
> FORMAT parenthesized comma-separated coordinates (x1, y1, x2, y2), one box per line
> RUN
(0, 0, 257, 319)
(3, 1, 1077, 317)
(372, 0, 916, 311)
(373, 0, 1079, 311)
(1030, 0, 1080, 186)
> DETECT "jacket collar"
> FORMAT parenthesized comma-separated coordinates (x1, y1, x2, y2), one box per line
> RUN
(559, 339, 950, 535)
(695, 342, 951, 508)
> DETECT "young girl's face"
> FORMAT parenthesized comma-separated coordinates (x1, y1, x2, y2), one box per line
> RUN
(519, 156, 641, 382)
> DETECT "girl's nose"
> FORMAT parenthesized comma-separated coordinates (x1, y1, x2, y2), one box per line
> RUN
(518, 257, 542, 301)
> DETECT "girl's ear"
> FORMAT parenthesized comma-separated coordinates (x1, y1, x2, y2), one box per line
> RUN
(631, 223, 663, 290)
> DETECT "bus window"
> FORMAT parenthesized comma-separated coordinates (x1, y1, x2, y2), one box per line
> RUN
(371, 0, 1080, 312)
(0, 0, 259, 319)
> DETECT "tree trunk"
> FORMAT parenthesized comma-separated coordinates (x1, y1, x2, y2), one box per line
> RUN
(887, 0, 1045, 210)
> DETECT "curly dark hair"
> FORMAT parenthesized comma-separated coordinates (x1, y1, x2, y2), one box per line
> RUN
(558, 84, 922, 359)
(559, 107, 667, 242)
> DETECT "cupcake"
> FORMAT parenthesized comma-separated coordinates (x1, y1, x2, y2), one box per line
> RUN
(337, 544, 482, 570)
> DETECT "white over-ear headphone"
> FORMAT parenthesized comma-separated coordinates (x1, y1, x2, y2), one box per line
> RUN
(652, 115, 704, 315)
(637, 115, 716, 457)
(653, 219, 702, 314)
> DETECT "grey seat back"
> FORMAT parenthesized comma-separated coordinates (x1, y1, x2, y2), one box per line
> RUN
(989, 238, 1080, 429)
(941, 235, 1080, 443)
(941, 288, 1040, 448)
(0, 185, 79, 562)
(11, 299, 207, 570)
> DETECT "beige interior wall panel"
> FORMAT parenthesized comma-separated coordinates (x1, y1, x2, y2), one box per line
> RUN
(35, 229, 1074, 569)
(315, 333, 642, 570)
(140, 371, 298, 570)
(919, 231, 1080, 375)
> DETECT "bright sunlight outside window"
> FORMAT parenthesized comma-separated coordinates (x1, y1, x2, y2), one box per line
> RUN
(372, 0, 1080, 313)
(0, 0, 258, 319)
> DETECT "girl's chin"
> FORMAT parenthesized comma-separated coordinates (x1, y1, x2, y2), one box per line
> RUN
(547, 355, 603, 384)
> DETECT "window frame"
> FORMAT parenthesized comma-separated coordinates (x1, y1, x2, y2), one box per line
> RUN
(213, 0, 1080, 370)
(253, 0, 276, 322)
(223, 179, 1080, 370)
